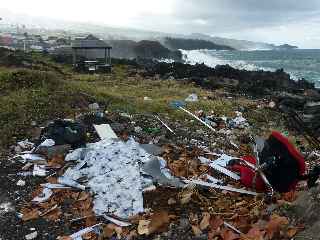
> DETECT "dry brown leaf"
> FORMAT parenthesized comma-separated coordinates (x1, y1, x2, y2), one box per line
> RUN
(78, 192, 90, 201)
(210, 217, 224, 231)
(148, 211, 170, 234)
(126, 230, 138, 240)
(287, 228, 298, 238)
(265, 214, 289, 239)
(180, 191, 193, 204)
(22, 208, 40, 221)
(44, 208, 62, 222)
(103, 224, 116, 238)
(242, 227, 265, 240)
(192, 225, 202, 237)
(221, 229, 240, 240)
(200, 212, 211, 230)
(282, 191, 298, 202)
(57, 236, 72, 240)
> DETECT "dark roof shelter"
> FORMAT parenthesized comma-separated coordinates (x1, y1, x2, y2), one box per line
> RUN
(72, 35, 112, 73)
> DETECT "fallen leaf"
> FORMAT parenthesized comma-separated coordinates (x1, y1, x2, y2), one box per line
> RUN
(221, 229, 240, 240)
(265, 214, 289, 239)
(287, 228, 298, 238)
(200, 212, 211, 230)
(242, 227, 265, 240)
(149, 211, 170, 234)
(210, 217, 224, 230)
(137, 220, 151, 235)
(192, 225, 202, 236)
(22, 208, 40, 221)
(282, 191, 297, 202)
(126, 230, 138, 240)
(78, 192, 90, 201)
(57, 236, 72, 240)
(103, 224, 117, 238)
(180, 191, 193, 204)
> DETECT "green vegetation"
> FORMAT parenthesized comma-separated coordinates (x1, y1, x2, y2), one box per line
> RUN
(0, 48, 283, 147)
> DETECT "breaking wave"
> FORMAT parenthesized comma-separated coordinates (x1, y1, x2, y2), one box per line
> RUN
(180, 49, 273, 72)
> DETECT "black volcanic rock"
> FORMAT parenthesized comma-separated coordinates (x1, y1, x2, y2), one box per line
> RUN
(139, 60, 315, 95)
(164, 37, 234, 50)
(275, 44, 298, 50)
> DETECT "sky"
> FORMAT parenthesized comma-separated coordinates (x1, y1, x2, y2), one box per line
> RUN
(1, 0, 320, 48)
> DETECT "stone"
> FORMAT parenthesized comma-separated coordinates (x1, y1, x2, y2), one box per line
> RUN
(25, 231, 38, 240)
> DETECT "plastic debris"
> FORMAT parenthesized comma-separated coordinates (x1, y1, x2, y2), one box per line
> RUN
(32, 188, 53, 203)
(58, 176, 86, 191)
(62, 138, 154, 218)
(183, 179, 258, 195)
(16, 180, 26, 186)
(154, 115, 175, 134)
(68, 223, 102, 239)
(185, 93, 199, 102)
(94, 124, 118, 140)
(103, 214, 132, 227)
(40, 183, 71, 189)
(89, 102, 100, 111)
(14, 153, 45, 163)
(38, 139, 55, 148)
(33, 164, 47, 177)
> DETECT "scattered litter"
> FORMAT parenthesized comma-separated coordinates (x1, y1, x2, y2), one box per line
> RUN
(94, 124, 118, 140)
(25, 231, 38, 240)
(32, 188, 53, 203)
(40, 183, 71, 189)
(140, 144, 164, 156)
(183, 179, 258, 195)
(185, 93, 199, 102)
(154, 115, 175, 134)
(33, 165, 47, 177)
(89, 102, 100, 111)
(229, 111, 249, 129)
(103, 214, 132, 227)
(17, 139, 34, 150)
(38, 139, 55, 148)
(14, 153, 45, 163)
(62, 138, 153, 218)
(64, 223, 102, 240)
(210, 163, 240, 180)
(142, 157, 183, 187)
(170, 100, 215, 132)
(58, 177, 86, 191)
(16, 180, 26, 186)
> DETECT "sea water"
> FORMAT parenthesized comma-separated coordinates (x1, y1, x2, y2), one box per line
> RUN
(181, 49, 320, 88)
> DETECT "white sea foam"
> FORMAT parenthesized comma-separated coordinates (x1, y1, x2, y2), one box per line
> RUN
(180, 49, 273, 72)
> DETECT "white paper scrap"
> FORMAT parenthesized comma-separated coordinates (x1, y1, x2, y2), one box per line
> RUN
(94, 124, 118, 140)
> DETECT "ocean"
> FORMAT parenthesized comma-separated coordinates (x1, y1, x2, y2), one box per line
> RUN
(181, 49, 320, 88)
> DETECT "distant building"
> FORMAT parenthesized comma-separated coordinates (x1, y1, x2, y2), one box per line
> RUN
(72, 35, 112, 73)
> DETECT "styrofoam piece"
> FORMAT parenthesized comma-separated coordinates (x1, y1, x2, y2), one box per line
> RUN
(183, 179, 257, 196)
(103, 214, 132, 227)
(39, 139, 55, 147)
(58, 177, 86, 191)
(62, 138, 154, 218)
(40, 183, 71, 189)
(69, 223, 102, 239)
(210, 164, 240, 180)
(33, 165, 47, 177)
(94, 124, 118, 140)
(32, 188, 53, 203)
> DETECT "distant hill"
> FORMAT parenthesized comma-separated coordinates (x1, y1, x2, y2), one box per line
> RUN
(163, 37, 234, 51)
(0, 10, 298, 51)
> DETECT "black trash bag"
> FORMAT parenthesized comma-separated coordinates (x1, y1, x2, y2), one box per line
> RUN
(39, 119, 86, 148)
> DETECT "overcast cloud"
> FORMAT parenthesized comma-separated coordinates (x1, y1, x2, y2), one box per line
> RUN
(1, 0, 320, 48)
